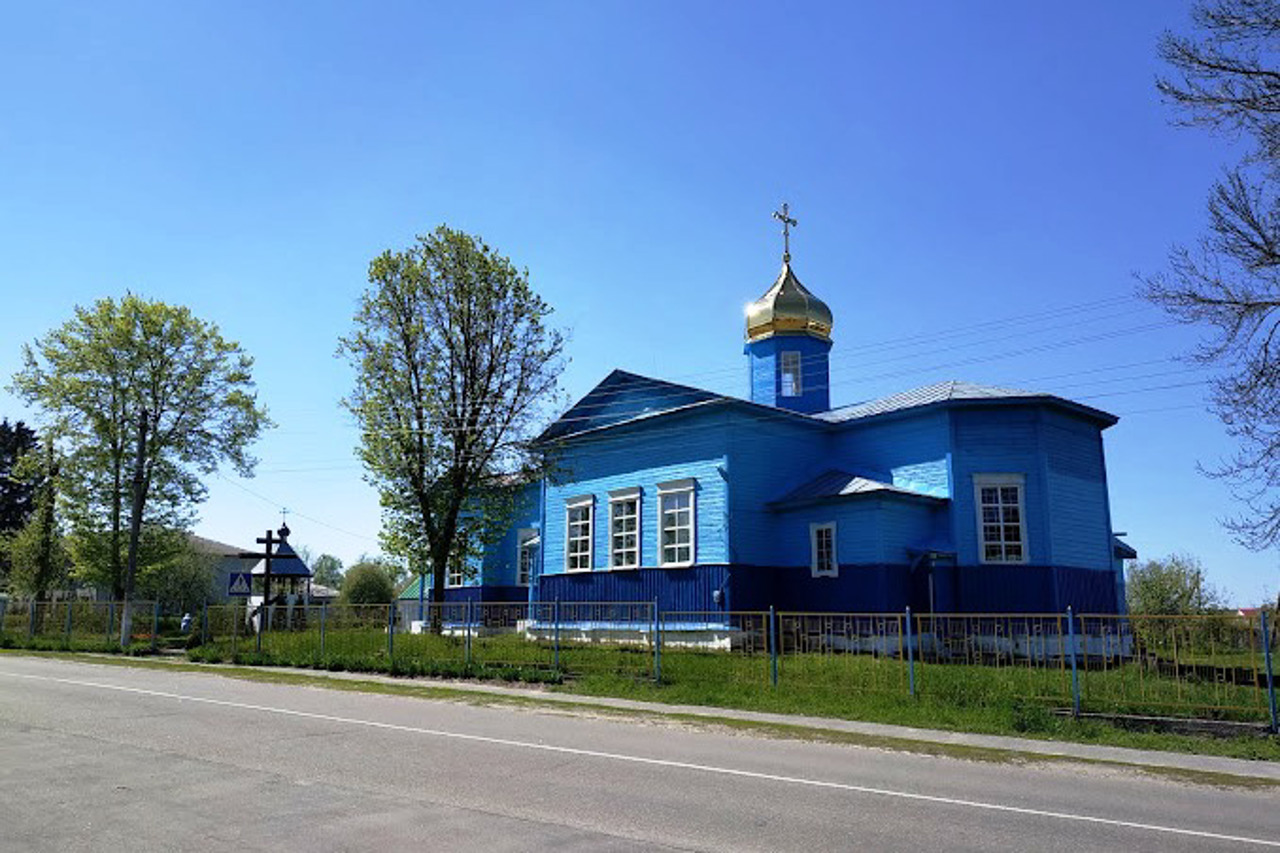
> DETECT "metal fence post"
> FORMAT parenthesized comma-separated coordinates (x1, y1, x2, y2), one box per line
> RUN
(387, 603, 395, 662)
(320, 603, 327, 661)
(652, 597, 661, 683)
(769, 605, 778, 687)
(553, 598, 561, 671)
(106, 601, 115, 645)
(905, 607, 916, 697)
(201, 601, 209, 645)
(152, 601, 160, 649)
(27, 599, 35, 639)
(465, 599, 473, 668)
(64, 601, 73, 643)
(1067, 606, 1080, 718)
(1262, 610, 1278, 735)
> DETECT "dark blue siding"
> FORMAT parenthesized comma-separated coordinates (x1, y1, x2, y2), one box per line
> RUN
(538, 565, 731, 611)
(933, 564, 1119, 613)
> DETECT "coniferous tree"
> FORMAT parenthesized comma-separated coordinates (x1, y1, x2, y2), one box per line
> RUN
(0, 419, 37, 534)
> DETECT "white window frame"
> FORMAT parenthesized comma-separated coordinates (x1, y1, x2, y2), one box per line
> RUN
(657, 478, 696, 568)
(565, 495, 594, 573)
(516, 528, 539, 586)
(974, 474, 1028, 565)
(810, 521, 838, 577)
(780, 350, 803, 397)
(608, 487, 641, 570)
(446, 563, 465, 588)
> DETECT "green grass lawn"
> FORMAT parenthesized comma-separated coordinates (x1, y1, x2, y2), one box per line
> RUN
(6, 620, 1277, 761)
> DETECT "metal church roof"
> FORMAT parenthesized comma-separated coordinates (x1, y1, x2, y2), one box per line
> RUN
(769, 469, 946, 508)
(248, 539, 312, 577)
(815, 380, 1117, 426)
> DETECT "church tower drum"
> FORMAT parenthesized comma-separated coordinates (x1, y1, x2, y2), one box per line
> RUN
(744, 204, 833, 414)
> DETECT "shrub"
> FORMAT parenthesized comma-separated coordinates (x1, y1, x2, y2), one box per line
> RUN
(339, 564, 396, 605)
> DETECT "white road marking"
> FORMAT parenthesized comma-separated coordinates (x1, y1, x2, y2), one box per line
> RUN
(2, 668, 1276, 848)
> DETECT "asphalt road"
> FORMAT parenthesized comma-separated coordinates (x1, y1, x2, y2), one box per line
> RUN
(1, 656, 1277, 852)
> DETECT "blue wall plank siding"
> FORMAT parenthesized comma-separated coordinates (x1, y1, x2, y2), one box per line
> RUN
(539, 565, 731, 611)
(834, 409, 952, 498)
(1042, 410, 1112, 570)
(477, 482, 541, 591)
(726, 411, 832, 566)
(949, 407, 1049, 566)
(746, 335, 832, 413)
(523, 359, 1126, 613)
(542, 407, 730, 577)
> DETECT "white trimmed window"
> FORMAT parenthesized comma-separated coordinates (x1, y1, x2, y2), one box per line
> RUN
(516, 529, 538, 586)
(609, 487, 640, 569)
(565, 496, 594, 572)
(446, 534, 468, 587)
(974, 474, 1027, 564)
(780, 351, 802, 397)
(657, 478, 696, 567)
(446, 563, 464, 588)
(810, 522, 837, 577)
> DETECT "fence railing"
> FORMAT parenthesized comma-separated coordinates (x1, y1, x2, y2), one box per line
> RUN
(0, 599, 168, 648)
(2, 598, 1276, 730)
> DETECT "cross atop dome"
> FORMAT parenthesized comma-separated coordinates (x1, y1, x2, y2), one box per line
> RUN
(773, 202, 797, 263)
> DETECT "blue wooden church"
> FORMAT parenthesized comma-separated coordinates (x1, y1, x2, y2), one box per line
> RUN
(416, 211, 1132, 615)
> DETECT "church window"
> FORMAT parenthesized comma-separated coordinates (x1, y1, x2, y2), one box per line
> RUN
(974, 475, 1027, 564)
(566, 496, 594, 572)
(447, 533, 469, 587)
(780, 351, 802, 397)
(609, 487, 641, 569)
(517, 529, 538, 586)
(657, 479, 696, 567)
(810, 522, 837, 577)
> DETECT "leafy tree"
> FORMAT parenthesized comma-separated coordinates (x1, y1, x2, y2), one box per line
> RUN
(1143, 1, 1280, 552)
(133, 531, 217, 613)
(338, 560, 396, 605)
(10, 294, 270, 643)
(338, 226, 563, 629)
(0, 419, 37, 534)
(1126, 552, 1226, 615)
(4, 439, 67, 600)
(311, 553, 344, 589)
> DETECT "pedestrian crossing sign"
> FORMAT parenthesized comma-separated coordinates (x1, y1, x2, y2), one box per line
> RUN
(228, 572, 252, 597)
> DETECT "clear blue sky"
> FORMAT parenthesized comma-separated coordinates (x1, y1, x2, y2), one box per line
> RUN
(1, 1, 1273, 604)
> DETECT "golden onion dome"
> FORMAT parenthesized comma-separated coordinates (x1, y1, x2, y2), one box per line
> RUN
(745, 262, 833, 343)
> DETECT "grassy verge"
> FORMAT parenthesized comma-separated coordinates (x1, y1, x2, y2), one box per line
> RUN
(2, 648, 1277, 790)
(5, 629, 1278, 763)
